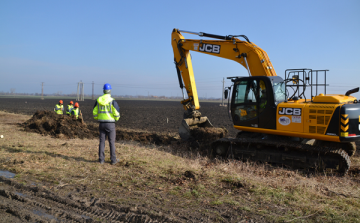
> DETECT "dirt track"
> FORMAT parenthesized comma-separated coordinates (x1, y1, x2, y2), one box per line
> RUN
(0, 176, 175, 223)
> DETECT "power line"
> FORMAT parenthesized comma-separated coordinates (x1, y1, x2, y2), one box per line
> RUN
(77, 81, 84, 101)
(41, 82, 44, 100)
(92, 81, 94, 100)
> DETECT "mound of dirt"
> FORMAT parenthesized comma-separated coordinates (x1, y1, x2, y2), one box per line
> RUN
(22, 110, 95, 139)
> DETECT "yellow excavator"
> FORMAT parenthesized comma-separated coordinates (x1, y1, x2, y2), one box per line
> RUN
(172, 28, 360, 174)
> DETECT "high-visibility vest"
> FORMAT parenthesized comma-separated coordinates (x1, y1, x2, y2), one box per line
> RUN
(54, 104, 63, 115)
(71, 108, 80, 119)
(260, 98, 267, 109)
(66, 105, 74, 115)
(93, 94, 120, 122)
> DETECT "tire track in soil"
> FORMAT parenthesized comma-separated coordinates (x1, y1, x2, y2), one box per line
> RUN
(0, 177, 180, 223)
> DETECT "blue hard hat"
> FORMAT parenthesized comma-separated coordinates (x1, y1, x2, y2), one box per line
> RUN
(103, 83, 112, 90)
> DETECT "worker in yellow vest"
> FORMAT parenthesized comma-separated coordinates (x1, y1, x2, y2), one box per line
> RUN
(71, 102, 81, 119)
(66, 101, 74, 116)
(93, 83, 120, 165)
(54, 100, 64, 115)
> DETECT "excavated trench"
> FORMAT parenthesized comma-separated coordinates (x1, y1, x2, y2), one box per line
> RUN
(22, 110, 228, 152)
(21, 111, 360, 168)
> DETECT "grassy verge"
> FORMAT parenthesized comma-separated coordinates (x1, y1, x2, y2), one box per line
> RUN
(0, 111, 359, 222)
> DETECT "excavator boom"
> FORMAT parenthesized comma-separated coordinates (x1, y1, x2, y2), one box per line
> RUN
(172, 29, 277, 139)
(172, 29, 276, 106)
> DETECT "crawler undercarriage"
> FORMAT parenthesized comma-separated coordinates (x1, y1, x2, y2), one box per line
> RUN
(211, 132, 356, 174)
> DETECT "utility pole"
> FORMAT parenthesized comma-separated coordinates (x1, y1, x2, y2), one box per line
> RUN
(41, 82, 44, 100)
(92, 81, 94, 100)
(77, 80, 84, 101)
(222, 77, 225, 106)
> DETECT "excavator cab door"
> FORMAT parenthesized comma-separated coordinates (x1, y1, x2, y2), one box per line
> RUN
(231, 76, 281, 130)
(232, 79, 260, 127)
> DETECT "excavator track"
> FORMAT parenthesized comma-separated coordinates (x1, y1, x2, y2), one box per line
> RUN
(313, 140, 357, 157)
(211, 136, 351, 174)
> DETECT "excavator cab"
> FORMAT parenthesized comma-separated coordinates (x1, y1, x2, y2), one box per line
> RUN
(230, 76, 285, 130)
(226, 69, 360, 145)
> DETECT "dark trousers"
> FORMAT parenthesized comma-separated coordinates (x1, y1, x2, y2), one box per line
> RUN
(98, 122, 117, 163)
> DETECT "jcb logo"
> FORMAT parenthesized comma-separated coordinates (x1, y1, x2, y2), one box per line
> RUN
(278, 107, 302, 116)
(199, 44, 220, 54)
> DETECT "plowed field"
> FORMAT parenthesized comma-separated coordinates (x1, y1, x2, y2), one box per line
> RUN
(0, 97, 236, 137)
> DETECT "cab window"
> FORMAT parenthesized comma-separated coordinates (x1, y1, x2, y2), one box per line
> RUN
(233, 80, 258, 121)
(273, 81, 286, 103)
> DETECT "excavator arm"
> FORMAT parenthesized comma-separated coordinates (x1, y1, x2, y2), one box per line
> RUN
(172, 29, 277, 139)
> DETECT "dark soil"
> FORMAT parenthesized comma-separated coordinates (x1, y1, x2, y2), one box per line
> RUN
(0, 97, 236, 137)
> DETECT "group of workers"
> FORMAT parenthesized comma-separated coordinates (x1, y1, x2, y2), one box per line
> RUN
(54, 100, 81, 119)
(54, 83, 121, 165)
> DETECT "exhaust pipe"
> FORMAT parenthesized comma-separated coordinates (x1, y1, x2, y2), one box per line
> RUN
(345, 87, 359, 96)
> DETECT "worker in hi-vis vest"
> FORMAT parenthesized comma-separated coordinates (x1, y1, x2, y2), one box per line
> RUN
(66, 101, 74, 116)
(71, 102, 81, 119)
(93, 83, 120, 165)
(54, 100, 64, 115)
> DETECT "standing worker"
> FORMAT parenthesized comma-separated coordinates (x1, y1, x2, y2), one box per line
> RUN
(66, 101, 74, 116)
(93, 83, 120, 165)
(54, 100, 64, 115)
(71, 102, 82, 119)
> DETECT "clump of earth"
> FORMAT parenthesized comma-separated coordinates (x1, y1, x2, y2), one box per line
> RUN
(186, 126, 228, 154)
(22, 110, 94, 139)
(190, 126, 228, 142)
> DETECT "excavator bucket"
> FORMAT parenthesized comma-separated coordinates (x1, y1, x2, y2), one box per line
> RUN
(179, 116, 213, 140)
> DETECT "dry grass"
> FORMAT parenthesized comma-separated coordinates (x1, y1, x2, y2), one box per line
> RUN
(0, 110, 360, 222)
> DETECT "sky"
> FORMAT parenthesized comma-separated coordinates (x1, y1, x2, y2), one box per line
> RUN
(0, 0, 359, 99)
